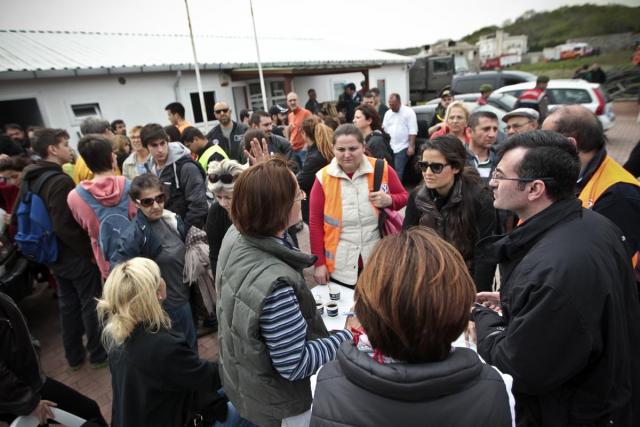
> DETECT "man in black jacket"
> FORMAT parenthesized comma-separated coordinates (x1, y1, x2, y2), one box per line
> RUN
(0, 292, 107, 425)
(249, 111, 292, 158)
(205, 101, 248, 162)
(474, 131, 640, 426)
(17, 129, 107, 369)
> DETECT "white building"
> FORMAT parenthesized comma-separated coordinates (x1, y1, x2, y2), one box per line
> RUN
(477, 30, 528, 62)
(0, 29, 413, 145)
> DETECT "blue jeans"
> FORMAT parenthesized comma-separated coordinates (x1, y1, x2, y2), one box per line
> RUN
(165, 303, 197, 353)
(292, 149, 307, 168)
(393, 147, 409, 182)
(213, 389, 257, 427)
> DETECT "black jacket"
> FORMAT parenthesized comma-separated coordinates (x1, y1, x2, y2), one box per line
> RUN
(0, 292, 44, 416)
(311, 343, 513, 426)
(109, 325, 226, 427)
(365, 130, 394, 165)
(578, 147, 640, 258)
(296, 144, 329, 223)
(17, 161, 93, 275)
(205, 122, 248, 163)
(473, 198, 640, 426)
(403, 176, 497, 292)
(624, 140, 640, 177)
(205, 201, 232, 271)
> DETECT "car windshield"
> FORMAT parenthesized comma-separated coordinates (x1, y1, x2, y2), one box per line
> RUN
(488, 93, 518, 110)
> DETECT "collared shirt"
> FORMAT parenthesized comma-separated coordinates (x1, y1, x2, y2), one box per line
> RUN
(288, 107, 312, 152)
(382, 105, 418, 154)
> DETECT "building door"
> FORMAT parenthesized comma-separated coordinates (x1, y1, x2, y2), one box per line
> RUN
(0, 98, 44, 130)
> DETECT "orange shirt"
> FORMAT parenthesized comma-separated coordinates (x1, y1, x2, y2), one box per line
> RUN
(288, 107, 312, 151)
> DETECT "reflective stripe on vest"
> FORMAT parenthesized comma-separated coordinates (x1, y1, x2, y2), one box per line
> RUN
(579, 155, 640, 266)
(320, 157, 388, 273)
(198, 144, 229, 170)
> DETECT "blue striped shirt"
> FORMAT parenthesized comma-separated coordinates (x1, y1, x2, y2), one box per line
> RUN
(259, 279, 352, 381)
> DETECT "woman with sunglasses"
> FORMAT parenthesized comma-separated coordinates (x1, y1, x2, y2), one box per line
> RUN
(403, 135, 497, 292)
(309, 124, 408, 288)
(429, 101, 471, 144)
(112, 173, 197, 352)
(205, 160, 247, 272)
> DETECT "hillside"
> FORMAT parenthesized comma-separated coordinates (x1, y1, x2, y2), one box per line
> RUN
(461, 4, 640, 51)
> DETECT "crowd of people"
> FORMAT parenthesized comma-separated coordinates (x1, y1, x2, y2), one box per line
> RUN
(1, 78, 640, 427)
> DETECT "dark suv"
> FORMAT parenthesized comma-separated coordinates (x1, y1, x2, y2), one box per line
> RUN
(451, 71, 536, 95)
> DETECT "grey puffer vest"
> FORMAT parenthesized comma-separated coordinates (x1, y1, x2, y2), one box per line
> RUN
(216, 226, 328, 427)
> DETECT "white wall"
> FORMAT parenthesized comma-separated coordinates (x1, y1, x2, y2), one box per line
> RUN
(0, 70, 233, 147)
(292, 64, 410, 107)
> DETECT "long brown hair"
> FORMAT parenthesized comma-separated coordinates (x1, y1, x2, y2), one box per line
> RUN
(302, 116, 334, 161)
(355, 227, 475, 362)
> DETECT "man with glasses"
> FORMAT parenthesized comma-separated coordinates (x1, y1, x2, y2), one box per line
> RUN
(473, 130, 640, 426)
(205, 101, 248, 163)
(502, 108, 539, 137)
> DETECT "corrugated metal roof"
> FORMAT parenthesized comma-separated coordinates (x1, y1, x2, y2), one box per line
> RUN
(0, 29, 413, 75)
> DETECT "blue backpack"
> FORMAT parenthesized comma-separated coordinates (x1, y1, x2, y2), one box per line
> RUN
(75, 180, 132, 265)
(15, 171, 60, 264)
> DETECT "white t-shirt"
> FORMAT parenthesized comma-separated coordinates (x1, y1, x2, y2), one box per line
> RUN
(382, 105, 418, 153)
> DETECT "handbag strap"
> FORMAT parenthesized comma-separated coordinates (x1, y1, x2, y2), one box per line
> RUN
(373, 158, 384, 192)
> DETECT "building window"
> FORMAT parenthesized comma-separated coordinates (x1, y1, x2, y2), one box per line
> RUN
(71, 103, 101, 119)
(270, 81, 286, 105)
(190, 91, 216, 123)
(248, 83, 264, 111)
(376, 80, 386, 102)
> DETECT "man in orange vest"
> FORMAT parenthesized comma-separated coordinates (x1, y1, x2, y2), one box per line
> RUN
(543, 105, 640, 265)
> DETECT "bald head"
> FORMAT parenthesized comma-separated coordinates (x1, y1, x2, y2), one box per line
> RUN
(214, 101, 232, 126)
(286, 92, 299, 111)
(542, 105, 604, 153)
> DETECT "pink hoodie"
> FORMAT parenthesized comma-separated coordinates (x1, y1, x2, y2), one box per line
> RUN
(67, 176, 137, 279)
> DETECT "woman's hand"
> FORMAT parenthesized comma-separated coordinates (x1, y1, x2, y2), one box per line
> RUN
(244, 138, 270, 165)
(31, 399, 56, 425)
(369, 191, 392, 208)
(475, 291, 501, 313)
(313, 265, 330, 285)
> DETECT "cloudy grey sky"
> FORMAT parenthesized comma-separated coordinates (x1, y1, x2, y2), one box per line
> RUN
(1, 0, 636, 50)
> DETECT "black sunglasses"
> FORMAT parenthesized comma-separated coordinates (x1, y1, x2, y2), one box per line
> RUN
(214, 108, 230, 114)
(136, 193, 166, 207)
(209, 173, 236, 184)
(417, 161, 450, 174)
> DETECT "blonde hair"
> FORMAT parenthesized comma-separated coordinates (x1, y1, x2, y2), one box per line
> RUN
(112, 134, 131, 154)
(444, 101, 470, 124)
(97, 258, 170, 350)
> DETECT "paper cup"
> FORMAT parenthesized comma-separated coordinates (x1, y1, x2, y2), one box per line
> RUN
(326, 302, 339, 317)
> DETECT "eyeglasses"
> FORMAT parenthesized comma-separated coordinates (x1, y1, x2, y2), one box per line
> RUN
(295, 189, 307, 202)
(209, 173, 236, 184)
(417, 161, 450, 174)
(490, 170, 554, 182)
(214, 108, 229, 114)
(136, 193, 166, 207)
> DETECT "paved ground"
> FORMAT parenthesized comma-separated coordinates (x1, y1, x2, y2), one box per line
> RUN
(7, 101, 639, 425)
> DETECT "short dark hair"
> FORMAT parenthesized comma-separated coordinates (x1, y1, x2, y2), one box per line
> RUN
(389, 93, 401, 103)
(31, 128, 69, 158)
(499, 130, 580, 201)
(363, 91, 375, 99)
(129, 173, 163, 201)
(3, 123, 23, 132)
(548, 105, 605, 153)
(77, 134, 114, 173)
(163, 125, 181, 142)
(140, 123, 169, 147)
(468, 110, 498, 129)
(369, 87, 380, 96)
(333, 123, 364, 145)
(354, 104, 381, 131)
(110, 119, 125, 132)
(356, 227, 475, 362)
(231, 158, 297, 237)
(181, 126, 205, 144)
(250, 111, 270, 127)
(0, 155, 32, 172)
(164, 102, 185, 118)
(345, 83, 356, 91)
(239, 109, 251, 121)
(307, 88, 316, 95)
(242, 128, 266, 151)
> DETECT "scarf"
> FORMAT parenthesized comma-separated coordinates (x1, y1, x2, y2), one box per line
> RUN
(183, 226, 216, 315)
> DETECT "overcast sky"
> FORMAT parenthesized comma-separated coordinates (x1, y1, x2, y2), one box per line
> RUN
(1, 0, 636, 50)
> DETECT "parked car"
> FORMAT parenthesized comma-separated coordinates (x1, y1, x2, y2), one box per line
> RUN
(494, 79, 615, 130)
(451, 71, 536, 95)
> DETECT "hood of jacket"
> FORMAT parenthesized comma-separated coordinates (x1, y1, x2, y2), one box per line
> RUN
(337, 342, 483, 402)
(22, 160, 63, 183)
(78, 175, 128, 207)
(146, 142, 192, 174)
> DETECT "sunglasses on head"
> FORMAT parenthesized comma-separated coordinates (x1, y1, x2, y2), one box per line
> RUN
(417, 161, 449, 174)
(214, 108, 229, 114)
(208, 173, 236, 184)
(136, 193, 166, 207)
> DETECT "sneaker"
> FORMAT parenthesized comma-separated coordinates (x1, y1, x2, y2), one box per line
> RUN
(90, 359, 108, 369)
(69, 361, 84, 371)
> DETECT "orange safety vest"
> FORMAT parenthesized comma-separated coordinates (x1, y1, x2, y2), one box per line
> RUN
(320, 157, 388, 273)
(579, 155, 640, 266)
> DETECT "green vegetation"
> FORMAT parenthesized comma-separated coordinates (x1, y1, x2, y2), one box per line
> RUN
(510, 50, 635, 79)
(462, 4, 640, 52)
